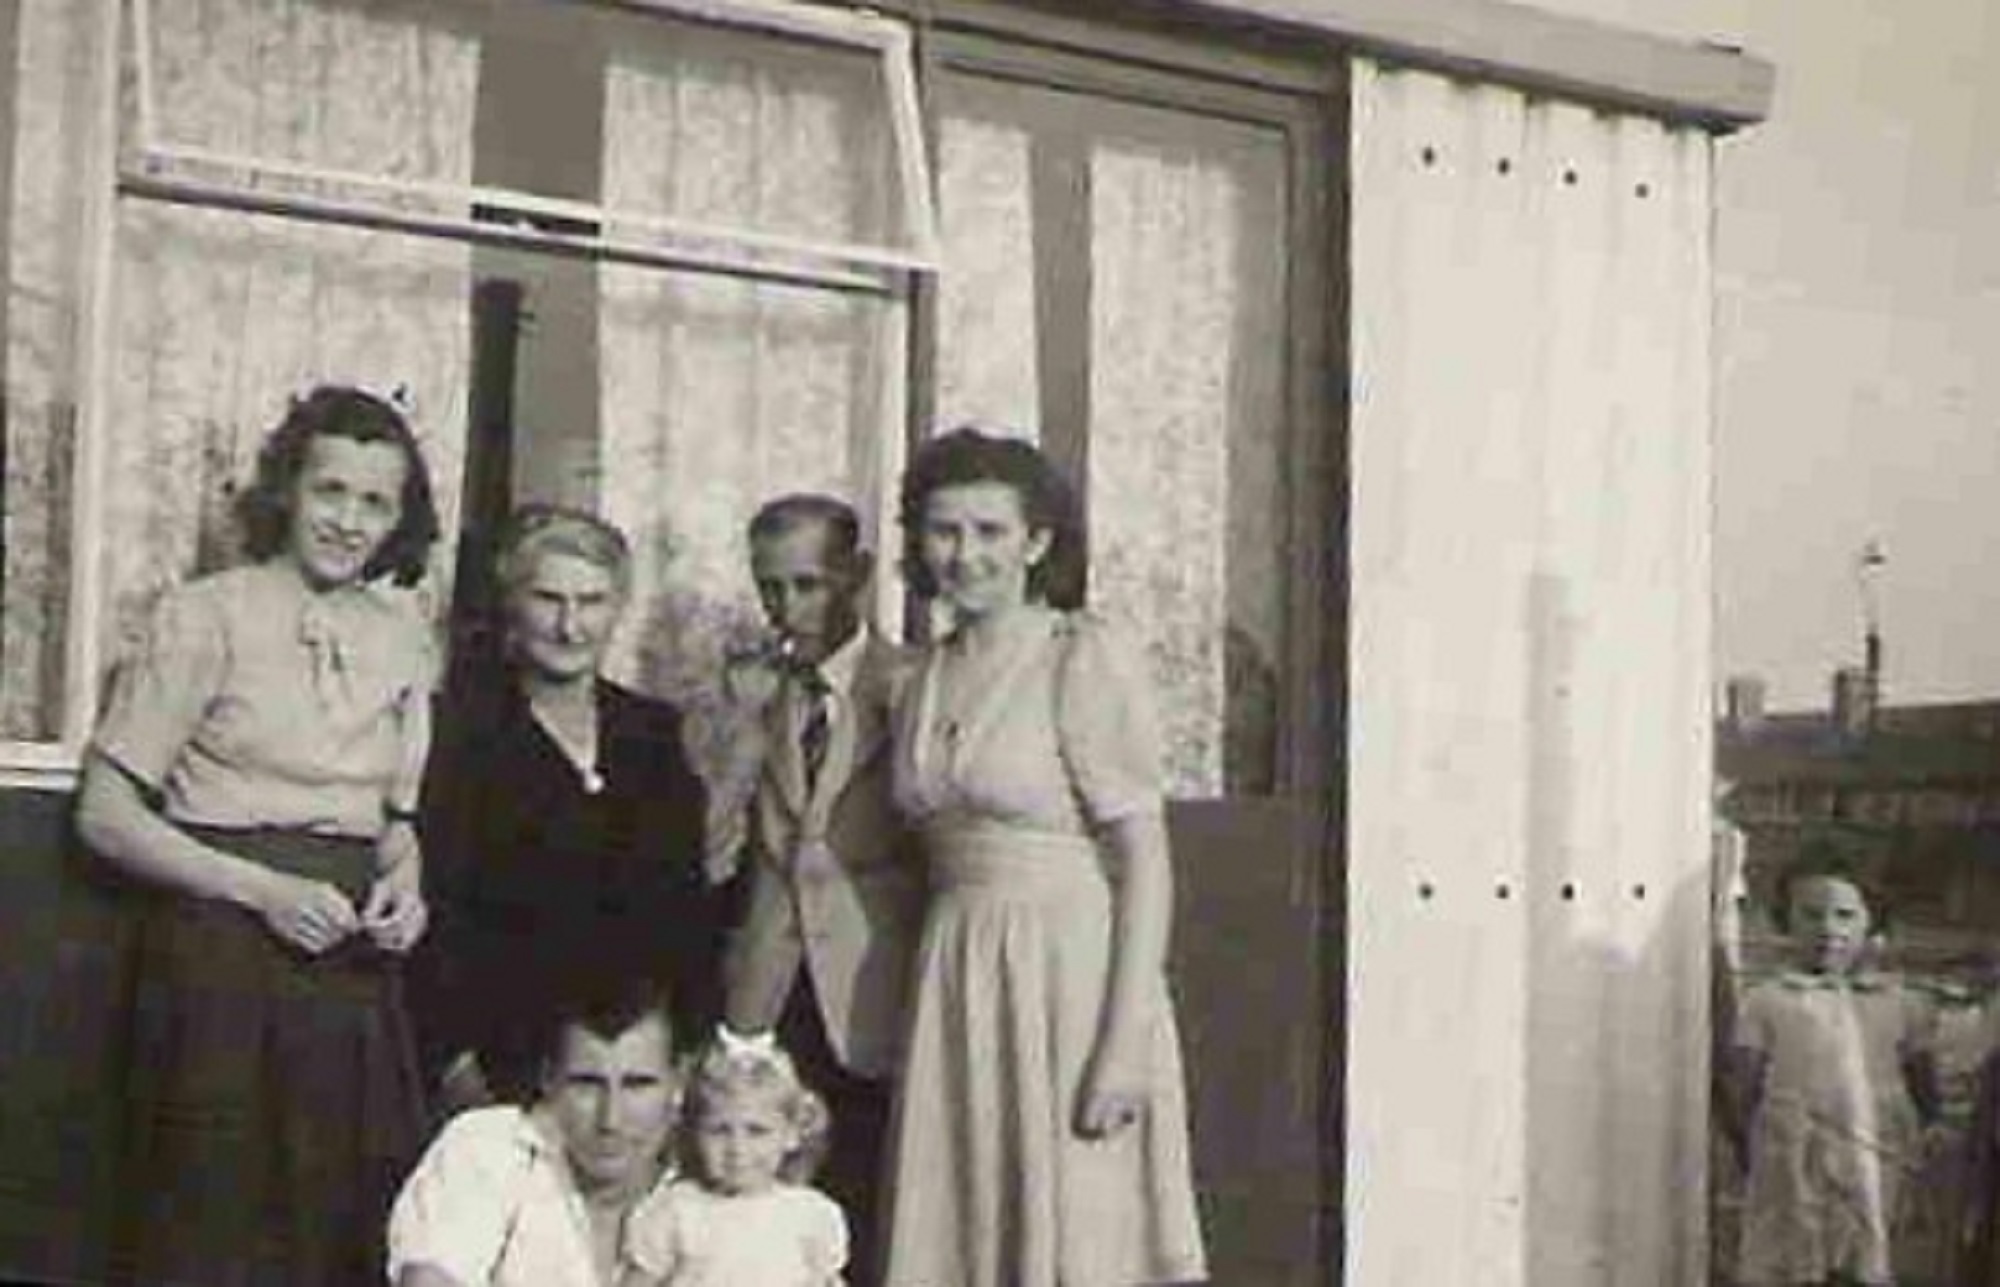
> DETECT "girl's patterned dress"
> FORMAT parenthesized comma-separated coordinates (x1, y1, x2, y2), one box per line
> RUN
(1734, 970, 1935, 1285)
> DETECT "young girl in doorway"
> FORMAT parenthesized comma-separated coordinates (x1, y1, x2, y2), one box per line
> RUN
(1721, 843, 1943, 1286)
(625, 1039, 848, 1287)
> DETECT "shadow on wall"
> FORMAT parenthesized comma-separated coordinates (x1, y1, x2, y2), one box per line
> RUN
(1516, 566, 1712, 1285)
(1521, 865, 1716, 1283)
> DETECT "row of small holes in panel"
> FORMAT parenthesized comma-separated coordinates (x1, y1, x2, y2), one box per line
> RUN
(1413, 881, 1650, 902)
(1415, 146, 1654, 197)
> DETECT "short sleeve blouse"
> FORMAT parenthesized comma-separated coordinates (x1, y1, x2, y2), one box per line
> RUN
(92, 562, 436, 838)
(896, 610, 1164, 835)
(1052, 613, 1163, 823)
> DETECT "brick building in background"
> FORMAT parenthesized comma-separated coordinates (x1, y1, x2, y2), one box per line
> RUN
(1718, 657, 2000, 985)
(1714, 652, 2000, 1281)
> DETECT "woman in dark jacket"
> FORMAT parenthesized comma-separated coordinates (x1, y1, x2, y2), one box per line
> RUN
(413, 504, 722, 1108)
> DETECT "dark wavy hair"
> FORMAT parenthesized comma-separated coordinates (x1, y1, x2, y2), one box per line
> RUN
(234, 385, 441, 587)
(897, 424, 1086, 609)
(1771, 836, 1888, 935)
(533, 973, 680, 1090)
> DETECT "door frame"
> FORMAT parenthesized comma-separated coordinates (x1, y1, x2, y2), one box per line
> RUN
(896, 9, 1350, 1277)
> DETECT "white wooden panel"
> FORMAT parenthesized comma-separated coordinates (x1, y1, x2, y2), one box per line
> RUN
(1349, 57, 1714, 1287)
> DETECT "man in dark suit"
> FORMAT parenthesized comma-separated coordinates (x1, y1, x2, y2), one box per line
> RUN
(720, 494, 922, 1287)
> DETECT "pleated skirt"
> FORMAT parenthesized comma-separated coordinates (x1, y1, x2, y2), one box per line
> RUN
(114, 827, 425, 1287)
(883, 824, 1206, 1287)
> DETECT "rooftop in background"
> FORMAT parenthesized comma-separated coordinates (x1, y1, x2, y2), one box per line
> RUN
(1718, 675, 2000, 789)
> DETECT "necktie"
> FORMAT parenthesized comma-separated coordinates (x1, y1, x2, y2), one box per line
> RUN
(798, 667, 832, 794)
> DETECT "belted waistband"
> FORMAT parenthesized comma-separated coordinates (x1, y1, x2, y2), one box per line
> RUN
(925, 823, 1107, 897)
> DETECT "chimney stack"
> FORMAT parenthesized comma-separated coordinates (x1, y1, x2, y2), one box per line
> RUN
(1854, 540, 1885, 732)
(1865, 624, 1883, 709)
(1832, 666, 1876, 739)
(1724, 675, 1767, 734)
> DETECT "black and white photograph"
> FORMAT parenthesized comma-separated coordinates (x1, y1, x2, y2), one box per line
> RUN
(0, 1, 1987, 1285)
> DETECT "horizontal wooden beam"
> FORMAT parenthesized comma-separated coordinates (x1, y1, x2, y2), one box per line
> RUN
(1169, 0, 1773, 129)
(879, 0, 1773, 131)
(118, 171, 905, 298)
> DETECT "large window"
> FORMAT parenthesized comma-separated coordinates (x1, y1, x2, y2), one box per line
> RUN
(1, 0, 1326, 802)
(2, 2, 1343, 1279)
(2, 0, 93, 757)
(0, 0, 937, 781)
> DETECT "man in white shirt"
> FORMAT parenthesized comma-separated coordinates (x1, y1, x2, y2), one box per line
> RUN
(721, 494, 922, 1287)
(387, 983, 680, 1287)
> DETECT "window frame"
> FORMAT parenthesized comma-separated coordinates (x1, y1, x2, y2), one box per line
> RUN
(127, 0, 942, 286)
(4, 0, 1353, 1274)
(0, 0, 122, 790)
(911, 11, 1344, 804)
(0, 0, 942, 785)
(905, 11, 1347, 1279)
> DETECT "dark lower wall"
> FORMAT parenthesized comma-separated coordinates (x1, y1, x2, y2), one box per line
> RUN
(0, 785, 132, 1285)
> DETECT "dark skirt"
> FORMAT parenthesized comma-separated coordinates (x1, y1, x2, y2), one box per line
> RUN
(113, 827, 425, 1287)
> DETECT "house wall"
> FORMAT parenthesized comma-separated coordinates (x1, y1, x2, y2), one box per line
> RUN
(1345, 59, 1716, 1284)
(0, 4, 1759, 1285)
(0, 788, 129, 1284)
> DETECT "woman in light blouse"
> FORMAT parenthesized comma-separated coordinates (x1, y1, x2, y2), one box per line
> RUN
(78, 385, 440, 1286)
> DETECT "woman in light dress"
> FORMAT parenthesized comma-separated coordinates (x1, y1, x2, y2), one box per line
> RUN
(880, 426, 1206, 1287)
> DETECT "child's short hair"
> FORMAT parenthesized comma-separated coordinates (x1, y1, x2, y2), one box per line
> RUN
(680, 1041, 832, 1186)
(1770, 836, 1888, 935)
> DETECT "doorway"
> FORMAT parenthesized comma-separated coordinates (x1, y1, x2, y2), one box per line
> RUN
(922, 37, 1344, 1283)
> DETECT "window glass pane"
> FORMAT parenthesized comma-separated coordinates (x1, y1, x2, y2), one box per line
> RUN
(3, 0, 92, 743)
(935, 75, 1289, 799)
(105, 203, 474, 653)
(932, 106, 1039, 431)
(130, 0, 476, 212)
(1089, 113, 1288, 800)
(603, 11, 908, 253)
(596, 24, 908, 844)
(595, 275, 903, 833)
(133, 0, 920, 259)
(104, 0, 477, 661)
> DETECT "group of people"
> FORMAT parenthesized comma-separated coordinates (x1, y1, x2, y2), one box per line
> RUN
(79, 384, 1208, 1287)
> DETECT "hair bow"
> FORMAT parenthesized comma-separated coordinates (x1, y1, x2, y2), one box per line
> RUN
(707, 1028, 801, 1083)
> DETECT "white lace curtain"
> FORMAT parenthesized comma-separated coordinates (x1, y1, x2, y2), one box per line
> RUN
(596, 32, 906, 857)
(3, 0, 95, 740)
(104, 0, 476, 666)
(933, 90, 1287, 799)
